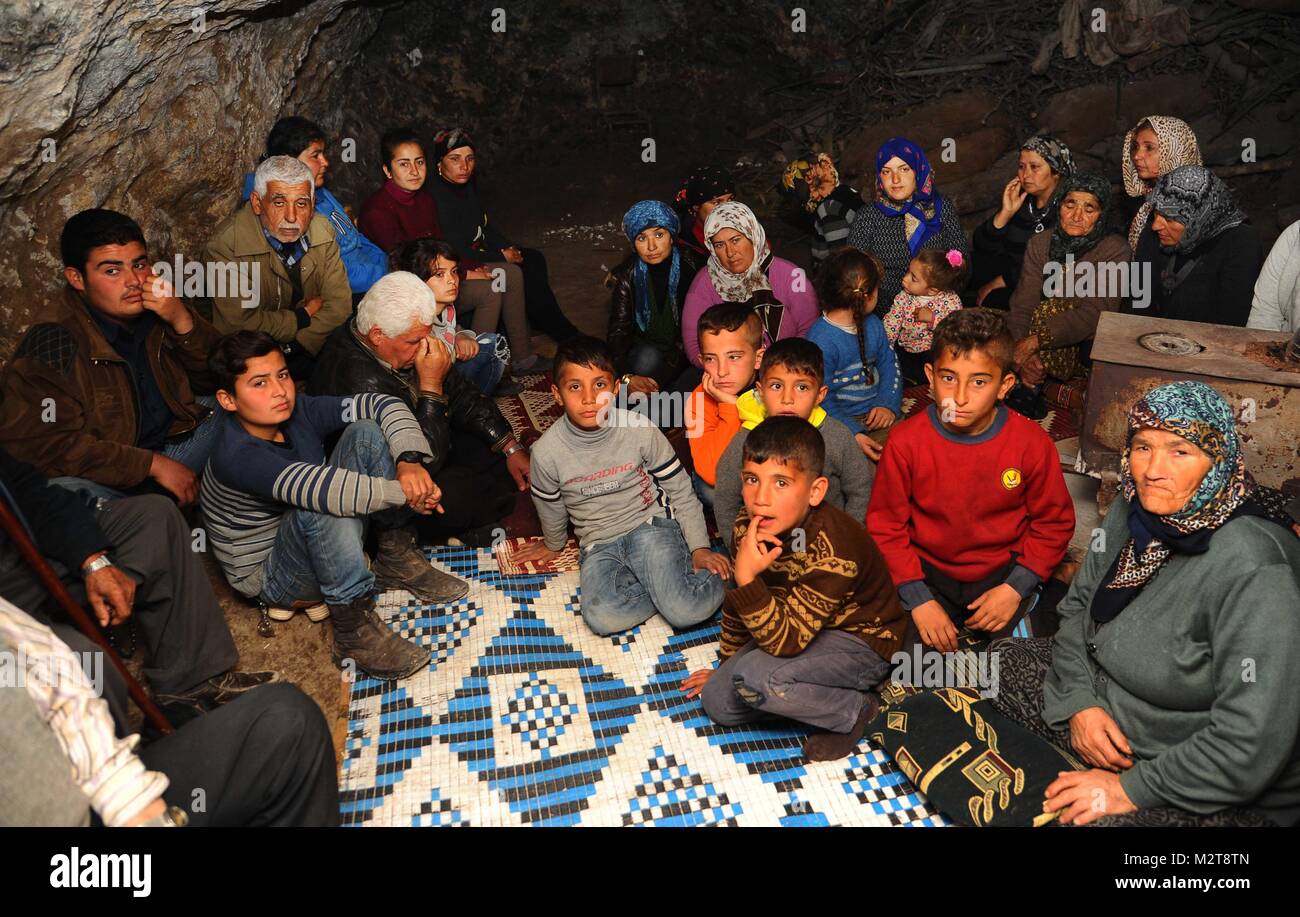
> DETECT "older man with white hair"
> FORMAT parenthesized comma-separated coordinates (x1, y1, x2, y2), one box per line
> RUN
(311, 272, 529, 546)
(204, 155, 352, 378)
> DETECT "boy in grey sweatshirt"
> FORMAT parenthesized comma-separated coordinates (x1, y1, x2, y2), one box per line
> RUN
(515, 337, 731, 635)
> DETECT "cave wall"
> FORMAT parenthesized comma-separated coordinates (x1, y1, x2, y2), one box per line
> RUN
(0, 0, 388, 357)
(0, 0, 860, 357)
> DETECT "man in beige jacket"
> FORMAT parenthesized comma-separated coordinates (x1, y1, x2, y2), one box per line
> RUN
(204, 155, 352, 377)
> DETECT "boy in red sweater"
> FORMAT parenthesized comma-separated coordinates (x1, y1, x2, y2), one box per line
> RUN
(683, 303, 765, 509)
(866, 308, 1074, 653)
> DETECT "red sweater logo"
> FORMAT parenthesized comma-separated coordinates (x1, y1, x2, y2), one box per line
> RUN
(1000, 467, 1023, 490)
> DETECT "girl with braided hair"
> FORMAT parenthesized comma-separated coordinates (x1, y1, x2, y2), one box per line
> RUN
(806, 248, 901, 462)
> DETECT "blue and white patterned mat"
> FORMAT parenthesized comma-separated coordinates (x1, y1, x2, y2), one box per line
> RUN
(339, 546, 948, 827)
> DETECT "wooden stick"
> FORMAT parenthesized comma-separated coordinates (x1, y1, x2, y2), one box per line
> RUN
(0, 497, 174, 735)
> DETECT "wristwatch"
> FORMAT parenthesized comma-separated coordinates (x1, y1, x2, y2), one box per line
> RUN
(140, 805, 189, 828)
(81, 554, 114, 576)
(395, 451, 428, 465)
(501, 442, 525, 458)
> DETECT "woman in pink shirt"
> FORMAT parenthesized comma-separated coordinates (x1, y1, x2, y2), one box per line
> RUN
(681, 201, 819, 366)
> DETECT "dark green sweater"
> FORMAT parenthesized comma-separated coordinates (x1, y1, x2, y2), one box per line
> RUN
(1043, 498, 1300, 825)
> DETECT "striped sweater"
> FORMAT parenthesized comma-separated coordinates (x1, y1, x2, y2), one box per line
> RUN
(529, 409, 710, 553)
(722, 502, 905, 662)
(201, 393, 430, 598)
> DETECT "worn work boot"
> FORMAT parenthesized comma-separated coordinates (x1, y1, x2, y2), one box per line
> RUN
(329, 594, 431, 681)
(372, 525, 469, 604)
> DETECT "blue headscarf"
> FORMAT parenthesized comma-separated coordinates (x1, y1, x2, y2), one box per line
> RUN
(1090, 381, 1295, 623)
(622, 200, 682, 332)
(873, 136, 943, 257)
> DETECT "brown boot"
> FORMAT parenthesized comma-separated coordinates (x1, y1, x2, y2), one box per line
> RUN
(329, 594, 431, 681)
(371, 525, 469, 604)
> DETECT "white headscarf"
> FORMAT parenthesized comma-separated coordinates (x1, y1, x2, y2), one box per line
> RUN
(703, 201, 774, 302)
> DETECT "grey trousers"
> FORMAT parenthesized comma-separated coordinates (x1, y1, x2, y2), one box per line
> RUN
(700, 629, 892, 733)
(460, 270, 531, 362)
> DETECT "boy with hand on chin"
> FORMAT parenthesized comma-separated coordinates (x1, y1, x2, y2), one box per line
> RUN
(866, 309, 1074, 653)
(683, 417, 904, 762)
(684, 304, 766, 510)
(516, 336, 731, 636)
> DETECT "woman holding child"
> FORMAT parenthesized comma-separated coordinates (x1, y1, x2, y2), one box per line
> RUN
(680, 202, 819, 367)
(1007, 172, 1130, 408)
(990, 382, 1300, 826)
(846, 136, 968, 317)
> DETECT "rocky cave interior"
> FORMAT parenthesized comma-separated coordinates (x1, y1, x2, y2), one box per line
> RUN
(1, 0, 1298, 738)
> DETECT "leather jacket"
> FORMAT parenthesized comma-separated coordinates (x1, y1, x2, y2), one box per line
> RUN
(0, 288, 218, 487)
(309, 322, 516, 473)
(605, 243, 702, 382)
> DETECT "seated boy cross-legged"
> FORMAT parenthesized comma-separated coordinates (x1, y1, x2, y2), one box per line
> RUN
(201, 331, 470, 682)
(515, 336, 731, 635)
(712, 338, 874, 549)
(683, 417, 906, 762)
(866, 309, 1075, 654)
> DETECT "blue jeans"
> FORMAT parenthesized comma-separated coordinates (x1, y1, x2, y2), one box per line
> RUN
(456, 333, 508, 394)
(258, 421, 409, 606)
(49, 397, 222, 505)
(691, 471, 715, 510)
(578, 516, 724, 635)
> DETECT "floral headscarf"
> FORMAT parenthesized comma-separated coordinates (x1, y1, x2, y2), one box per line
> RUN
(1021, 133, 1075, 178)
(702, 201, 774, 302)
(1149, 165, 1247, 255)
(621, 200, 682, 332)
(1090, 381, 1295, 623)
(1122, 115, 1202, 250)
(872, 137, 943, 257)
(781, 152, 841, 214)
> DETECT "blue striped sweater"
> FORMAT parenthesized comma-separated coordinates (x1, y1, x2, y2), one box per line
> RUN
(200, 393, 430, 598)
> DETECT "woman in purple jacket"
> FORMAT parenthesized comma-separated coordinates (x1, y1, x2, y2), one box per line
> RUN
(680, 201, 819, 366)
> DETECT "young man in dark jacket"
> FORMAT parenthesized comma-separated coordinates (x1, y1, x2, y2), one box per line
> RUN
(310, 271, 530, 545)
(0, 209, 221, 507)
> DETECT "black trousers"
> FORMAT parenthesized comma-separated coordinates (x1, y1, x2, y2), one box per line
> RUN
(9, 494, 238, 701)
(140, 683, 340, 827)
(899, 557, 1037, 653)
(512, 248, 581, 343)
(421, 429, 519, 537)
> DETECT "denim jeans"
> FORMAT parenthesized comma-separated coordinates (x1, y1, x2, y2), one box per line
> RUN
(691, 471, 715, 510)
(700, 629, 891, 733)
(578, 516, 724, 635)
(455, 333, 508, 394)
(161, 396, 221, 472)
(258, 420, 409, 607)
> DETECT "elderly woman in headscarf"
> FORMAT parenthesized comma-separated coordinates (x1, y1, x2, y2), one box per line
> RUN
(779, 151, 863, 263)
(1123, 115, 1203, 252)
(680, 201, 820, 366)
(673, 164, 737, 261)
(1128, 165, 1262, 327)
(970, 134, 1075, 311)
(846, 136, 968, 317)
(605, 200, 704, 397)
(1008, 172, 1131, 402)
(988, 381, 1300, 826)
